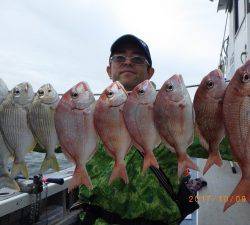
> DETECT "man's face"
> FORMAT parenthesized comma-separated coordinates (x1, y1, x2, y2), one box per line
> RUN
(107, 43, 154, 91)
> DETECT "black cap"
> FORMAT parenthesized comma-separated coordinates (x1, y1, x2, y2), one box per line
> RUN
(110, 34, 152, 67)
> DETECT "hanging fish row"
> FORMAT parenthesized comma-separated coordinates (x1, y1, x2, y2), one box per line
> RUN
(0, 60, 249, 212)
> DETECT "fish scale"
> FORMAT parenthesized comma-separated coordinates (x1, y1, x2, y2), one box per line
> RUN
(28, 93, 60, 173)
(2, 104, 34, 153)
(225, 100, 249, 160)
(0, 139, 20, 190)
(30, 103, 55, 147)
(239, 97, 250, 143)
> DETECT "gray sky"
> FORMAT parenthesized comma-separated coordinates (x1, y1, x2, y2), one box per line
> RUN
(0, 0, 226, 98)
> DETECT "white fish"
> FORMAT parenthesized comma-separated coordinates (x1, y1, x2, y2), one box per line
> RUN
(0, 79, 20, 190)
(0, 82, 36, 179)
(28, 84, 60, 173)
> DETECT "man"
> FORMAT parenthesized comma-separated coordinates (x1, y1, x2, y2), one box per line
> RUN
(106, 34, 205, 214)
(71, 34, 201, 223)
(106, 34, 154, 91)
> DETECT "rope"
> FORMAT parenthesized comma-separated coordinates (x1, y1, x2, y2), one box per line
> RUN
(58, 80, 230, 97)
(219, 11, 229, 68)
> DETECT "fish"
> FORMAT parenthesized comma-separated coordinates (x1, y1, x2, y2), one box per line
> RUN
(94, 81, 132, 184)
(222, 60, 250, 211)
(28, 84, 60, 173)
(0, 79, 20, 190)
(154, 75, 199, 177)
(193, 69, 227, 174)
(0, 78, 9, 104)
(0, 134, 20, 191)
(123, 80, 161, 173)
(54, 82, 98, 192)
(0, 82, 36, 179)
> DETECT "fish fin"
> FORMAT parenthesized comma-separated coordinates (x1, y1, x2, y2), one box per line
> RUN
(26, 112, 41, 149)
(203, 151, 223, 175)
(161, 138, 175, 153)
(177, 154, 199, 177)
(68, 165, 93, 192)
(195, 124, 209, 150)
(109, 161, 128, 185)
(0, 124, 15, 155)
(142, 152, 159, 173)
(223, 178, 250, 212)
(60, 143, 75, 162)
(132, 142, 145, 154)
(11, 162, 29, 179)
(50, 100, 59, 110)
(27, 140, 37, 153)
(40, 154, 60, 173)
(0, 175, 20, 191)
(155, 135, 162, 148)
(192, 107, 196, 125)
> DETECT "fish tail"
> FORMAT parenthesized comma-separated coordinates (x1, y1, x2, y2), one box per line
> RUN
(203, 151, 223, 175)
(68, 165, 93, 192)
(11, 162, 29, 179)
(177, 154, 199, 177)
(142, 152, 159, 173)
(0, 175, 20, 191)
(109, 160, 129, 185)
(223, 178, 250, 212)
(40, 154, 60, 173)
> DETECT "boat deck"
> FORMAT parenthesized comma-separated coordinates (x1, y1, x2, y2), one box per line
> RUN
(181, 158, 249, 225)
(197, 158, 249, 225)
(0, 167, 82, 225)
(0, 166, 75, 217)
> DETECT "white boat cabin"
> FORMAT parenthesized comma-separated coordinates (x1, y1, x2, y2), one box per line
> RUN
(215, 0, 250, 79)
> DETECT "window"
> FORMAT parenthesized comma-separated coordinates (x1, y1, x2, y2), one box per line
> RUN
(234, 0, 239, 34)
(234, 0, 246, 35)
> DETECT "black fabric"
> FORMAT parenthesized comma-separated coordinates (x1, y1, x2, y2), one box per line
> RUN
(177, 177, 200, 219)
(137, 151, 199, 222)
(71, 202, 171, 225)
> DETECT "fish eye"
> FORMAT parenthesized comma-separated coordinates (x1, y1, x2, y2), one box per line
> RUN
(241, 72, 249, 83)
(138, 89, 144, 95)
(13, 89, 20, 95)
(166, 84, 173, 92)
(107, 91, 114, 98)
(48, 89, 52, 93)
(206, 80, 214, 89)
(38, 90, 44, 96)
(71, 92, 78, 98)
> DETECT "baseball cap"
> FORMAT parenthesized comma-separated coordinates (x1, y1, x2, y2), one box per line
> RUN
(110, 34, 152, 67)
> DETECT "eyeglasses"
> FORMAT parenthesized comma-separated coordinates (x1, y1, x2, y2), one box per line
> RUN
(110, 55, 149, 65)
